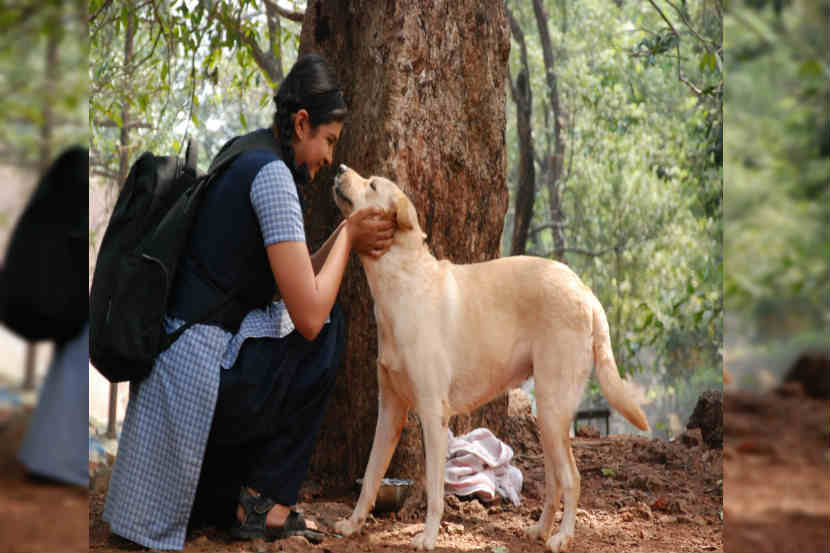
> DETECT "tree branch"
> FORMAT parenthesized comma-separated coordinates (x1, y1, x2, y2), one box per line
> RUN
(665, 0, 720, 53)
(88, 0, 114, 25)
(149, 0, 175, 77)
(209, 1, 278, 82)
(95, 120, 153, 129)
(131, 26, 165, 71)
(529, 222, 569, 238)
(645, 0, 704, 97)
(537, 224, 664, 260)
(505, 5, 529, 72)
(262, 0, 304, 22)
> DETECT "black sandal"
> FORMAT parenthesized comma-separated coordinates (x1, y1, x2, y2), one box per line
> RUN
(230, 486, 325, 544)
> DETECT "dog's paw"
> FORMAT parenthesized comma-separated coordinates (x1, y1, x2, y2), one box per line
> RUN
(525, 522, 550, 542)
(411, 531, 436, 551)
(546, 531, 572, 553)
(334, 517, 361, 537)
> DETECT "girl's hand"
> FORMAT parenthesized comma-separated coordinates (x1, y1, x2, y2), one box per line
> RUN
(346, 207, 396, 258)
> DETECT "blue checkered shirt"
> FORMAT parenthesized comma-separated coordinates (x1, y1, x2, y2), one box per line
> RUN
(103, 158, 311, 550)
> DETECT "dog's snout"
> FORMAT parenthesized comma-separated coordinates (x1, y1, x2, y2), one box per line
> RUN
(337, 164, 347, 176)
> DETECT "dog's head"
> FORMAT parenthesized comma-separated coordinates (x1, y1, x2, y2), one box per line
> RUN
(333, 164, 424, 237)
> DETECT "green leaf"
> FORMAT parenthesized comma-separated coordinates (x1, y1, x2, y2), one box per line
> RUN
(120, 4, 130, 30)
(699, 53, 714, 73)
(109, 107, 122, 128)
(798, 59, 823, 78)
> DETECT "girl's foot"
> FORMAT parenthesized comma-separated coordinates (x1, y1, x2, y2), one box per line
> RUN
(231, 486, 324, 543)
(236, 488, 290, 528)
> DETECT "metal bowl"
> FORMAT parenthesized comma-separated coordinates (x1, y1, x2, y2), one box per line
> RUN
(356, 478, 413, 513)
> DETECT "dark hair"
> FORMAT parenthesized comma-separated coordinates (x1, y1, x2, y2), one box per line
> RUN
(273, 53, 348, 171)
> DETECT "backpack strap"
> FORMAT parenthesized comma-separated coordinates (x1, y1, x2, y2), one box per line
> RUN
(208, 128, 282, 174)
(160, 275, 251, 350)
(157, 131, 283, 352)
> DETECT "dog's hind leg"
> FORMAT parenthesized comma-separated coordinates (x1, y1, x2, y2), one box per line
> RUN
(534, 398, 582, 553)
(525, 437, 560, 543)
(411, 405, 449, 551)
(531, 337, 591, 552)
(546, 426, 581, 553)
(335, 365, 408, 537)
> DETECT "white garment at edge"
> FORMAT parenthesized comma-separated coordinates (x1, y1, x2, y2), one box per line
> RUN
(445, 427, 523, 506)
(18, 322, 89, 486)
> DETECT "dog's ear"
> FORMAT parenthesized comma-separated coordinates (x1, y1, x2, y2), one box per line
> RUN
(394, 194, 416, 231)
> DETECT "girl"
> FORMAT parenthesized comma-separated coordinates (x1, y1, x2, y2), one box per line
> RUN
(103, 53, 394, 549)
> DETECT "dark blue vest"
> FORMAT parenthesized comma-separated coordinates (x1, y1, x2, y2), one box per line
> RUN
(168, 137, 296, 332)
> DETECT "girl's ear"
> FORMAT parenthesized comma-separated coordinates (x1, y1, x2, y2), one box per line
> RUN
(293, 109, 310, 140)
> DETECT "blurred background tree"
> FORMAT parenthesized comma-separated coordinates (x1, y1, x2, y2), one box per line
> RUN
(0, 1, 87, 172)
(0, 1, 87, 394)
(724, 0, 828, 348)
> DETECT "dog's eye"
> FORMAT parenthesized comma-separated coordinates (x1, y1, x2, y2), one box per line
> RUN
(370, 180, 376, 191)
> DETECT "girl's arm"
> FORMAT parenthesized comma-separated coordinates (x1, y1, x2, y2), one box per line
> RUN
(269, 207, 393, 340)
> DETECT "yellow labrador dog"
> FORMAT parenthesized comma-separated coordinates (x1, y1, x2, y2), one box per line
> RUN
(332, 165, 649, 552)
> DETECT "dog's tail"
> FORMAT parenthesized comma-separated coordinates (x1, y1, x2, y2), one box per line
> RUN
(591, 298, 650, 432)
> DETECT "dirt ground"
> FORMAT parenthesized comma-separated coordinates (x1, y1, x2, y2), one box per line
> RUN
(88, 392, 724, 553)
(723, 385, 829, 553)
(4, 377, 829, 553)
(0, 407, 89, 553)
(4, 370, 826, 553)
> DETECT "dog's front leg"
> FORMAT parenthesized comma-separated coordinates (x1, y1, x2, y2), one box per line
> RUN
(411, 408, 449, 551)
(335, 368, 408, 537)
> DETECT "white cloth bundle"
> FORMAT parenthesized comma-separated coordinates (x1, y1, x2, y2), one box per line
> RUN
(444, 427, 523, 506)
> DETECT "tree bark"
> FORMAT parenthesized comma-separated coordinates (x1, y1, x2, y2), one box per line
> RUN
(298, 0, 510, 485)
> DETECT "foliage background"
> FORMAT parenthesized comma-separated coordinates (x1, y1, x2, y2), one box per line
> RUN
(0, 1, 87, 170)
(723, 0, 828, 393)
(0, 1, 87, 270)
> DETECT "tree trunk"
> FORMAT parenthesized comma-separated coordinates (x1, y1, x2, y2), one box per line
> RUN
(298, 0, 510, 485)
(532, 0, 567, 262)
(507, 8, 535, 257)
(509, 68, 535, 257)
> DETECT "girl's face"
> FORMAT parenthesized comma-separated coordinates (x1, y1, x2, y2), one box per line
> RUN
(292, 109, 344, 180)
